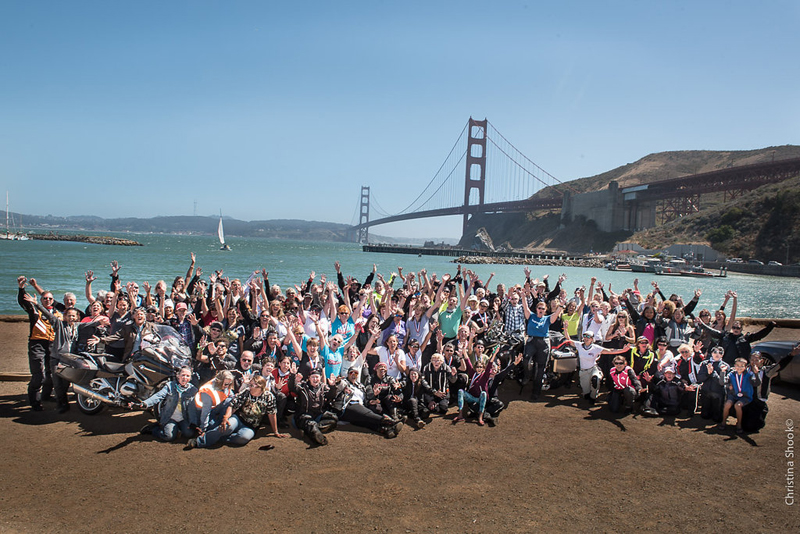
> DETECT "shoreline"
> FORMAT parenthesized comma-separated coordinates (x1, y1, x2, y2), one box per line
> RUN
(27, 232, 143, 246)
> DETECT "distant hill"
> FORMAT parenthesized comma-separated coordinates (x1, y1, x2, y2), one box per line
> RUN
(6, 214, 355, 242)
(460, 145, 800, 261)
(3, 212, 458, 246)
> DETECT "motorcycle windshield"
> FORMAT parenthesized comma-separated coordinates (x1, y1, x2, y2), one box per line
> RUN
(139, 325, 193, 369)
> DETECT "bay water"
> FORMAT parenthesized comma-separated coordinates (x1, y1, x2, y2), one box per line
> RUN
(1, 232, 797, 319)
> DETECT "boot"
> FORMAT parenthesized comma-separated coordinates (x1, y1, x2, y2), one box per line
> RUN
(310, 426, 328, 445)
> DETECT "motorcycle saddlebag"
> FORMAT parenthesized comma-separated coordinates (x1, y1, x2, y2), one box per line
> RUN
(55, 364, 97, 383)
(54, 354, 98, 383)
(551, 349, 578, 373)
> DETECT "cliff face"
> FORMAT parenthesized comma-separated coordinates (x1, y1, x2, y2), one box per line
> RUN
(461, 146, 800, 260)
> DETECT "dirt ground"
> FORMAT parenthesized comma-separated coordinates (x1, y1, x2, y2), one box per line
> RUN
(1, 320, 798, 533)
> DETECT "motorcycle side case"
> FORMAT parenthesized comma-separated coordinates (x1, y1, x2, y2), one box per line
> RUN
(551, 349, 578, 373)
(55, 363, 97, 383)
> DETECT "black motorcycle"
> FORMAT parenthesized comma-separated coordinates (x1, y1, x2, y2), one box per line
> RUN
(55, 324, 192, 415)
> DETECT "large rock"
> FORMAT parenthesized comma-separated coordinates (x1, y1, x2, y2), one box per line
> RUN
(471, 228, 495, 252)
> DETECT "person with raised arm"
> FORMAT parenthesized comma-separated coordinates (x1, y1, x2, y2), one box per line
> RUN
(743, 345, 799, 432)
(698, 291, 776, 365)
(520, 285, 563, 401)
(453, 346, 499, 426)
(24, 292, 107, 413)
(565, 328, 632, 406)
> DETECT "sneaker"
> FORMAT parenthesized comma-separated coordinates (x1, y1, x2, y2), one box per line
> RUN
(385, 427, 397, 439)
(32, 403, 44, 412)
(735, 427, 744, 435)
(414, 418, 426, 429)
(186, 438, 198, 449)
(139, 423, 156, 435)
(486, 415, 497, 427)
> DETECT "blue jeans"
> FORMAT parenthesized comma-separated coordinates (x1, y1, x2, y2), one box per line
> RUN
(196, 414, 235, 448)
(153, 419, 194, 442)
(226, 414, 256, 446)
(458, 389, 487, 415)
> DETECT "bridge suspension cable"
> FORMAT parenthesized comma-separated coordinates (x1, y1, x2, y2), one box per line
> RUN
(359, 118, 570, 232)
(485, 121, 578, 202)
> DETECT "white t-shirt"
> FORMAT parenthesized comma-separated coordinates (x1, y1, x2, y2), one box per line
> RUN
(576, 343, 604, 370)
(583, 312, 605, 340)
(658, 351, 677, 373)
(377, 346, 406, 379)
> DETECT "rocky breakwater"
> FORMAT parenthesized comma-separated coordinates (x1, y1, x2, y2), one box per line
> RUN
(29, 233, 143, 246)
(454, 255, 605, 268)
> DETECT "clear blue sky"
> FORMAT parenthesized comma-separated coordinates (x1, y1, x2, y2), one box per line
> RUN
(1, 1, 798, 239)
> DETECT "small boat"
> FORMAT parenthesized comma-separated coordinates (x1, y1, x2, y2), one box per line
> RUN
(605, 260, 632, 271)
(630, 257, 663, 273)
(2, 191, 29, 241)
(218, 212, 231, 251)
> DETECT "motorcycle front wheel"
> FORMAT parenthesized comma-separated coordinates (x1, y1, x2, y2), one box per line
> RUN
(73, 387, 105, 415)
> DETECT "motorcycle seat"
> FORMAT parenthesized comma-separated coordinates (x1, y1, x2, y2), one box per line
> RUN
(95, 356, 126, 374)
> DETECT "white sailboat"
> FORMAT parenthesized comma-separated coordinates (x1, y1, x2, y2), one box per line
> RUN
(218, 211, 230, 250)
(3, 191, 29, 241)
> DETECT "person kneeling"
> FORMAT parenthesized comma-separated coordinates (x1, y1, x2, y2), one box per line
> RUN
(651, 369, 685, 416)
(289, 367, 338, 446)
(138, 366, 197, 442)
(608, 356, 641, 414)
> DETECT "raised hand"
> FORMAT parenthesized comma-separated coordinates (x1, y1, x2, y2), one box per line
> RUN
(86, 270, 96, 283)
(275, 376, 287, 391)
(110, 260, 120, 276)
(190, 252, 196, 264)
(17, 275, 27, 288)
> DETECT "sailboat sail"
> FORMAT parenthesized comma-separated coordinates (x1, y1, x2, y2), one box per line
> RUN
(217, 216, 225, 246)
(218, 211, 230, 250)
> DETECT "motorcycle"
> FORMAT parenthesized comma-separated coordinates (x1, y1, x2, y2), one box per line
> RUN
(542, 331, 578, 391)
(55, 324, 193, 415)
(484, 322, 578, 390)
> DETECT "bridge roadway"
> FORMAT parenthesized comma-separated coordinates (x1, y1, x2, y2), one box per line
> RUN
(350, 197, 563, 231)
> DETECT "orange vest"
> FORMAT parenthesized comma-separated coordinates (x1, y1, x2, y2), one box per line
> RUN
(30, 308, 60, 342)
(194, 381, 231, 409)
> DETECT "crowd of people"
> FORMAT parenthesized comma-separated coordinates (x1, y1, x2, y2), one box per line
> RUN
(15, 253, 798, 447)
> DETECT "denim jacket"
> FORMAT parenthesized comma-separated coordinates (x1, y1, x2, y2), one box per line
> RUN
(142, 380, 198, 426)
